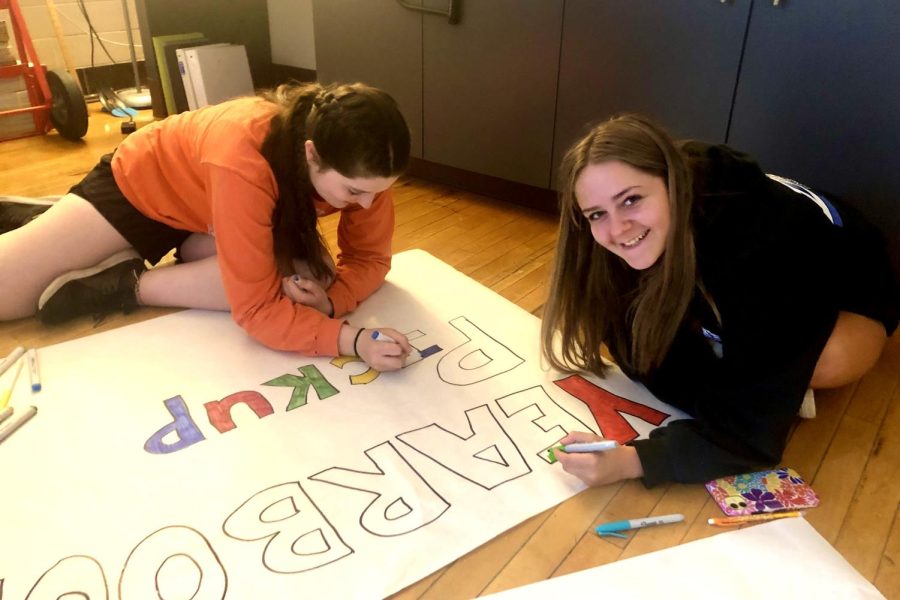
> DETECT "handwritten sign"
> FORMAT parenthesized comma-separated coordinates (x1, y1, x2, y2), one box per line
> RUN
(0, 250, 685, 598)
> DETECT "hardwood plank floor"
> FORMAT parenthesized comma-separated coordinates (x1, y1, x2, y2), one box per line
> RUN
(3, 104, 898, 598)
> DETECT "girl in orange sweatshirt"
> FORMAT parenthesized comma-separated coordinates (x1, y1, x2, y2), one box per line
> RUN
(0, 82, 414, 371)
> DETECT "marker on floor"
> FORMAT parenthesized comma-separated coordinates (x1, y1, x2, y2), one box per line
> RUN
(708, 511, 805, 527)
(595, 513, 684, 538)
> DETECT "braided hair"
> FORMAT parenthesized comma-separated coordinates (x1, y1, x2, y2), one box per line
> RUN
(260, 82, 411, 280)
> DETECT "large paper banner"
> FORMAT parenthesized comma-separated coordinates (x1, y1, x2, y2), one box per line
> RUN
(483, 518, 886, 599)
(0, 250, 686, 599)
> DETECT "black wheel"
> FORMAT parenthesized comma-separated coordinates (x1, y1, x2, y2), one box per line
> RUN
(46, 69, 89, 140)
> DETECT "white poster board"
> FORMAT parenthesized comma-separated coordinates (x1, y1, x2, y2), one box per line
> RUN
(483, 518, 886, 599)
(0, 250, 686, 598)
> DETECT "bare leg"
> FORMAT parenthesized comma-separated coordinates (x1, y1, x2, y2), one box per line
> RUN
(810, 311, 888, 389)
(0, 194, 131, 319)
(138, 236, 335, 312)
(179, 233, 217, 262)
(135, 233, 226, 310)
(137, 255, 229, 311)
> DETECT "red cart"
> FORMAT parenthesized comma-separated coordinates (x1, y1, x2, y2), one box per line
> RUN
(0, 0, 88, 141)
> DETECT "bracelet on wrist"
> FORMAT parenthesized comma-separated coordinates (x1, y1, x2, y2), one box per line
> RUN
(353, 328, 366, 357)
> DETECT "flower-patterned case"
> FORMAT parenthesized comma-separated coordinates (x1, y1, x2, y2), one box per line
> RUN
(705, 467, 820, 516)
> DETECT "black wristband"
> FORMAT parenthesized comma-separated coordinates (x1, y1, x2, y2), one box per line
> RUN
(353, 328, 366, 357)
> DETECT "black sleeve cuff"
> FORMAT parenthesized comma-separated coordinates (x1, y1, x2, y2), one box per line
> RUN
(630, 420, 777, 487)
(631, 436, 675, 488)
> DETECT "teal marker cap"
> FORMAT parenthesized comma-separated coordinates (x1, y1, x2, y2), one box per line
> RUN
(594, 520, 630, 538)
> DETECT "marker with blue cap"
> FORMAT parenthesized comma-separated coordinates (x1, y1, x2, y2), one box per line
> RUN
(27, 348, 41, 392)
(594, 513, 684, 538)
(371, 331, 442, 366)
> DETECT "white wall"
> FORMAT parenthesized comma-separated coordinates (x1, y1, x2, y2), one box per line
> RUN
(267, 0, 315, 70)
(3, 0, 143, 73)
(4, 0, 316, 75)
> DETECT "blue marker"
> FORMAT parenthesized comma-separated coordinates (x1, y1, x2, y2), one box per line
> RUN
(595, 513, 684, 538)
(27, 348, 41, 392)
(371, 331, 442, 365)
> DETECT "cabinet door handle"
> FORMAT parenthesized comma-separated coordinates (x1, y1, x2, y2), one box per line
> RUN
(772, 0, 781, 5)
(396, 0, 460, 24)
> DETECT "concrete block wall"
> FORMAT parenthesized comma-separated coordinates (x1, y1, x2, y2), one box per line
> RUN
(2, 0, 143, 72)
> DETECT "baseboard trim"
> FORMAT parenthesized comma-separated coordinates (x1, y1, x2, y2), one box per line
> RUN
(407, 158, 558, 214)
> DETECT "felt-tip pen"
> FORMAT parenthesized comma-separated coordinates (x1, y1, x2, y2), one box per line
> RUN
(0, 405, 38, 445)
(371, 331, 418, 357)
(595, 513, 684, 538)
(0, 360, 24, 410)
(0, 346, 25, 377)
(371, 330, 401, 344)
(708, 510, 804, 527)
(27, 348, 41, 392)
(371, 331, 442, 365)
(547, 440, 619, 463)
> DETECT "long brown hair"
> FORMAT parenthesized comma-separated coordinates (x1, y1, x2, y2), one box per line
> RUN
(541, 114, 696, 376)
(260, 82, 411, 279)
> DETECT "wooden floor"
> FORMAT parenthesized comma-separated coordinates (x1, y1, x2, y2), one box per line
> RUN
(3, 106, 899, 598)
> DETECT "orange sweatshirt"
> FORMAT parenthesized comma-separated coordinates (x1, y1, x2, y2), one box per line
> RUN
(111, 97, 394, 356)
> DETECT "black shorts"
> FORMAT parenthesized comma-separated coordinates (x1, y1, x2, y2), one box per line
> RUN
(773, 176, 899, 336)
(830, 196, 899, 336)
(68, 153, 191, 264)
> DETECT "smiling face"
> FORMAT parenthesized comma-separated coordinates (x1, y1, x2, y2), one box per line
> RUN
(574, 160, 671, 270)
(305, 140, 398, 210)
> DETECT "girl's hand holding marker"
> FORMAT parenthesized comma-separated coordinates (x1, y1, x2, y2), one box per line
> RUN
(547, 439, 619, 463)
(350, 328, 413, 372)
(366, 330, 443, 370)
(550, 431, 644, 487)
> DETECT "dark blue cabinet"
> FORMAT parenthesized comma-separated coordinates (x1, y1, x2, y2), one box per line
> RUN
(552, 0, 751, 185)
(423, 1, 563, 188)
(313, 1, 899, 268)
(312, 0, 423, 157)
(313, 0, 563, 188)
(728, 1, 900, 277)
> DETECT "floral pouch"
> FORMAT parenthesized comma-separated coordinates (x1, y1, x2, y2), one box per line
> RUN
(705, 467, 820, 516)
